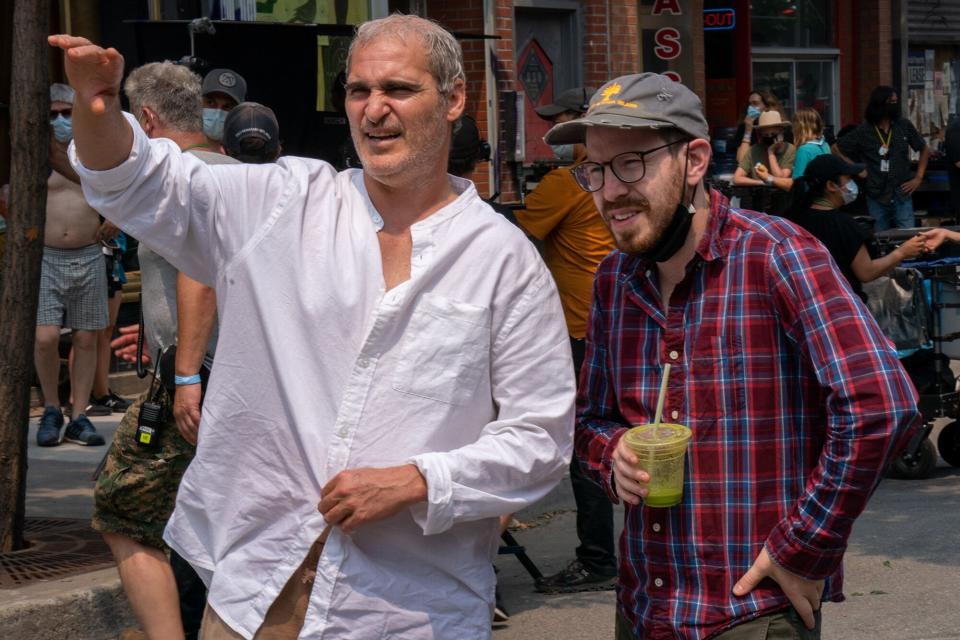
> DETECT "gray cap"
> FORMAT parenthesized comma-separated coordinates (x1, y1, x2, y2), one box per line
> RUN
(201, 69, 247, 106)
(535, 87, 595, 119)
(543, 73, 710, 145)
(50, 83, 75, 105)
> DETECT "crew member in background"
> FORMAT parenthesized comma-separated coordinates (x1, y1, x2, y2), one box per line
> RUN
(200, 68, 247, 150)
(837, 86, 928, 231)
(518, 87, 620, 594)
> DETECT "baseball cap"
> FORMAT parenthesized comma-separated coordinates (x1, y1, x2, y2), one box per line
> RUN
(222, 102, 280, 163)
(50, 83, 75, 104)
(202, 69, 247, 106)
(543, 73, 710, 145)
(534, 87, 595, 119)
(803, 153, 864, 186)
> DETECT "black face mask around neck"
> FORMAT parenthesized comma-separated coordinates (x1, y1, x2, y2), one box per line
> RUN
(637, 148, 696, 263)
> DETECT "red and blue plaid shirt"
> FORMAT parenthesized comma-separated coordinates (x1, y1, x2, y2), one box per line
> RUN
(577, 191, 921, 639)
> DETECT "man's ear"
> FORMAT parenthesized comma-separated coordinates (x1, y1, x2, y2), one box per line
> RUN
(686, 138, 712, 187)
(446, 78, 466, 123)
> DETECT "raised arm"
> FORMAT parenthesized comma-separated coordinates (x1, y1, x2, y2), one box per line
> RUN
(47, 35, 132, 171)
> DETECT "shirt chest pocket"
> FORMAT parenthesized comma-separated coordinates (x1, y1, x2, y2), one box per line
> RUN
(393, 293, 491, 405)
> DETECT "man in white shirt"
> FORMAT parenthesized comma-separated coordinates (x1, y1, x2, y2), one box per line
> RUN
(51, 13, 574, 640)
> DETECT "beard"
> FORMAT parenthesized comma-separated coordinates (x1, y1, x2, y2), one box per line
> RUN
(599, 171, 683, 255)
(351, 98, 450, 182)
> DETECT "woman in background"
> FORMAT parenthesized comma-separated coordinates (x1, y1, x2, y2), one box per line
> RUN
(791, 108, 831, 178)
(789, 154, 924, 301)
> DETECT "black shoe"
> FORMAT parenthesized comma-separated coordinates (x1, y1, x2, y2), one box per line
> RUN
(84, 402, 112, 417)
(535, 559, 617, 594)
(92, 391, 132, 414)
(63, 415, 106, 446)
(37, 406, 64, 447)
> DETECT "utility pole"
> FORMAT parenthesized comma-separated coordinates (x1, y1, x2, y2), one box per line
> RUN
(0, 0, 50, 552)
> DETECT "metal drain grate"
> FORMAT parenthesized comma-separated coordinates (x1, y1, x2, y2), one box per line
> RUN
(0, 518, 115, 588)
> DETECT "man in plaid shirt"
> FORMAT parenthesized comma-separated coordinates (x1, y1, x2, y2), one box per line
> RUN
(545, 73, 921, 639)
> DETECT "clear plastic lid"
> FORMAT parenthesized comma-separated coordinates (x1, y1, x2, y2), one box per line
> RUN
(623, 423, 692, 450)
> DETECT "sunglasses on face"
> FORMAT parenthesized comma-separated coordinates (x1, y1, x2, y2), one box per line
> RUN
(50, 108, 72, 120)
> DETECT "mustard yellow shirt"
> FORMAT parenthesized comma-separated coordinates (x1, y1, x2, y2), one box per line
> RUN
(516, 165, 616, 338)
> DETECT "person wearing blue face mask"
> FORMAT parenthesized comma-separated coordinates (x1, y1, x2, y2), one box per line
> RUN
(788, 154, 925, 302)
(735, 90, 782, 163)
(200, 68, 247, 148)
(535, 87, 594, 163)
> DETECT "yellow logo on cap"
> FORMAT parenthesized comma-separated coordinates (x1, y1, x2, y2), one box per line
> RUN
(590, 83, 638, 112)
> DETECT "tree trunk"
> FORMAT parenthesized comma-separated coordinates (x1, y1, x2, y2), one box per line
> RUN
(0, 0, 50, 552)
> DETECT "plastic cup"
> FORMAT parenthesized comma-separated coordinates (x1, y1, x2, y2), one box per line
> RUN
(623, 423, 692, 508)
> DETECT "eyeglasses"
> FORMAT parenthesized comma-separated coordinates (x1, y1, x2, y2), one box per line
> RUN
(50, 108, 72, 120)
(571, 139, 687, 192)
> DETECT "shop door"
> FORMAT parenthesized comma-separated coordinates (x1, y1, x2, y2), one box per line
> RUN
(515, 6, 581, 161)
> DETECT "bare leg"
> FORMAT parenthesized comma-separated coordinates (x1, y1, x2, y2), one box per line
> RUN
(69, 329, 98, 420)
(93, 293, 122, 398)
(102, 532, 186, 640)
(35, 325, 63, 407)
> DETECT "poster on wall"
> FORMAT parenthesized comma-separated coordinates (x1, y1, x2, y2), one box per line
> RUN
(516, 38, 555, 162)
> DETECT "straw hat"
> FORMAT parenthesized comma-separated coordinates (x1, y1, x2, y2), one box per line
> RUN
(756, 110, 791, 130)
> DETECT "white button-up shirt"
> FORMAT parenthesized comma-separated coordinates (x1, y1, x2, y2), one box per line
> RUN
(72, 113, 575, 639)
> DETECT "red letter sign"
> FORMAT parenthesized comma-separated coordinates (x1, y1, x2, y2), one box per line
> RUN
(652, 0, 682, 16)
(654, 28, 682, 60)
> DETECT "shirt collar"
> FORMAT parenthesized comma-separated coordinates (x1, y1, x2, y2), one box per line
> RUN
(348, 169, 477, 232)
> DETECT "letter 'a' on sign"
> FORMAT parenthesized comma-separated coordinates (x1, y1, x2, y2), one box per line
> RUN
(703, 8, 736, 31)
(654, 28, 682, 60)
(653, 0, 682, 15)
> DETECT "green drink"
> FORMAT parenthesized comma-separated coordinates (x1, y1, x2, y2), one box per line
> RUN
(623, 423, 692, 508)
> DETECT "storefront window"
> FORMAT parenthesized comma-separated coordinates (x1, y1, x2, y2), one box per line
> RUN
(751, 0, 833, 48)
(753, 59, 836, 127)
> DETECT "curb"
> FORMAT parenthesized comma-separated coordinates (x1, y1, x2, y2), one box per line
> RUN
(0, 568, 135, 640)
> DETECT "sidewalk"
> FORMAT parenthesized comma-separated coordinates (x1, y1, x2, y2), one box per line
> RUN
(4, 410, 959, 639)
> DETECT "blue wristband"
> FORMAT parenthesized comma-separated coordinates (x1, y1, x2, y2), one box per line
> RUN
(174, 374, 202, 386)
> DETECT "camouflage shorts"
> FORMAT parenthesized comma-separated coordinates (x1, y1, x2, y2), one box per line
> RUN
(92, 390, 195, 550)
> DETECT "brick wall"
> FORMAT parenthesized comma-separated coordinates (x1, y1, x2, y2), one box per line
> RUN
(848, 0, 895, 125)
(426, 0, 493, 196)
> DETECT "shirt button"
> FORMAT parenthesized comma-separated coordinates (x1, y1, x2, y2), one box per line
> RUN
(669, 350, 679, 360)
(357, 358, 370, 368)
(654, 578, 664, 587)
(670, 410, 679, 420)
(652, 523, 662, 532)
(338, 427, 348, 438)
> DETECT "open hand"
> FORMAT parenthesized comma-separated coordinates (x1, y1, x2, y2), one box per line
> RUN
(110, 324, 150, 364)
(611, 434, 650, 505)
(733, 547, 824, 630)
(899, 175, 923, 196)
(318, 465, 427, 534)
(47, 35, 124, 116)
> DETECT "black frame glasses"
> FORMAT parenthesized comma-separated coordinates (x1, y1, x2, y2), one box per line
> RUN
(50, 108, 72, 120)
(571, 139, 687, 192)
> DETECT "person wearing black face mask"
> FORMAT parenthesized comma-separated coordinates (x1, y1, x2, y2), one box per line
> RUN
(732, 110, 796, 216)
(836, 86, 929, 231)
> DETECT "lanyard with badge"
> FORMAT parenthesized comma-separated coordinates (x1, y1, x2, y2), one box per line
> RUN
(875, 126, 892, 173)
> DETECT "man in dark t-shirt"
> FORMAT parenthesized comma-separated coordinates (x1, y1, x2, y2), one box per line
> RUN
(837, 86, 928, 231)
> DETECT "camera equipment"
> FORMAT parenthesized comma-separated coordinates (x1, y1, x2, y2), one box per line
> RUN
(176, 17, 216, 72)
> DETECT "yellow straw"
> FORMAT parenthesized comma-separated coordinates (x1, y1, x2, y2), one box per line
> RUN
(653, 363, 671, 426)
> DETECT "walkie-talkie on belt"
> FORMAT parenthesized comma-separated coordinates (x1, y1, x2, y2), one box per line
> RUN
(136, 349, 166, 449)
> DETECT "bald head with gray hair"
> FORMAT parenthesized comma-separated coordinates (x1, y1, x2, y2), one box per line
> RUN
(124, 62, 203, 133)
(346, 14, 465, 96)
